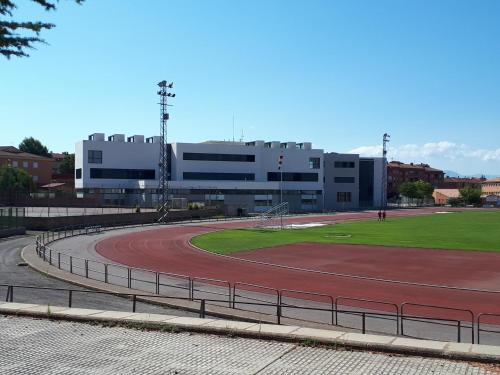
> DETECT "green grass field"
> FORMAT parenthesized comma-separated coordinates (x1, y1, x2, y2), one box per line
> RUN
(192, 211, 500, 254)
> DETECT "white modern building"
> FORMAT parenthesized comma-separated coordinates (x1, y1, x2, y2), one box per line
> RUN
(75, 133, 385, 213)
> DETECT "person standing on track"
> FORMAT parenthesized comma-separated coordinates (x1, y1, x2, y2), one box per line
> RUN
(382, 211, 386, 221)
(377, 210, 382, 221)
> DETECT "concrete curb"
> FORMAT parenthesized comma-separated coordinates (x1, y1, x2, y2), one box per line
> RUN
(1, 302, 499, 364)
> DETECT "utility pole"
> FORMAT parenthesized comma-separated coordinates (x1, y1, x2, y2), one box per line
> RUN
(381, 133, 390, 209)
(157, 80, 175, 222)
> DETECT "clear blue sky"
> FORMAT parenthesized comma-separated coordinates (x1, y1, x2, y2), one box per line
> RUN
(2, 0, 499, 175)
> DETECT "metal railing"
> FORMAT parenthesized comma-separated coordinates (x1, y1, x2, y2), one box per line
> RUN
(0, 283, 486, 341)
(31, 221, 500, 344)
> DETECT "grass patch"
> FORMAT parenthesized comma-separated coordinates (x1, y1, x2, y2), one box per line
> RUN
(192, 211, 500, 254)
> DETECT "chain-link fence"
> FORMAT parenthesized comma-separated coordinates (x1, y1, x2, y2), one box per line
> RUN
(0, 207, 25, 230)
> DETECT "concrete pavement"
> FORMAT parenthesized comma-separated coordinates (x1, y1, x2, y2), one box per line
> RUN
(1, 305, 499, 374)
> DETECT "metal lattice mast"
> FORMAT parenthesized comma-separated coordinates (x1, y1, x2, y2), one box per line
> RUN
(157, 80, 175, 222)
(381, 133, 390, 209)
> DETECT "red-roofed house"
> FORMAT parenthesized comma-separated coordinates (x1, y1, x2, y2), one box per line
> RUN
(0, 146, 53, 186)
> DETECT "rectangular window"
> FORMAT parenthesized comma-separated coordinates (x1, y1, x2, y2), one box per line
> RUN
(334, 161, 355, 168)
(90, 168, 155, 180)
(183, 172, 255, 181)
(23, 161, 29, 168)
(88, 150, 103, 164)
(309, 157, 320, 169)
(12, 160, 18, 167)
(337, 192, 352, 202)
(334, 176, 355, 183)
(183, 153, 255, 162)
(33, 161, 38, 168)
(75, 168, 82, 179)
(267, 172, 318, 182)
(32, 175, 39, 183)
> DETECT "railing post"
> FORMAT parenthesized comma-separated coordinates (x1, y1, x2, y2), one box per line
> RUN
(334, 301, 338, 326)
(127, 268, 132, 288)
(189, 279, 193, 300)
(477, 318, 481, 345)
(277, 301, 281, 325)
(85, 260, 89, 278)
(232, 285, 236, 309)
(199, 299, 206, 318)
(9, 286, 13, 302)
(362, 312, 366, 334)
(69, 256, 73, 274)
(457, 320, 461, 343)
(104, 264, 108, 283)
(68, 290, 72, 307)
(132, 294, 137, 312)
(331, 301, 335, 326)
(155, 272, 159, 294)
(43, 247, 46, 262)
(58, 252, 61, 269)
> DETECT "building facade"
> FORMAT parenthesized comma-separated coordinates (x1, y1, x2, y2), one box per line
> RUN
(323, 153, 385, 210)
(0, 146, 53, 186)
(75, 133, 386, 213)
(438, 177, 484, 189)
(387, 161, 444, 199)
(481, 178, 500, 206)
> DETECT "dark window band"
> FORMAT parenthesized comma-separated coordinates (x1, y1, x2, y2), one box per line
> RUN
(183, 153, 255, 162)
(267, 172, 318, 182)
(334, 161, 355, 168)
(183, 172, 255, 181)
(334, 176, 355, 183)
(90, 168, 155, 180)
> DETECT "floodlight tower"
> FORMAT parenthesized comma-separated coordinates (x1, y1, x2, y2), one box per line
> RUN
(157, 80, 175, 222)
(381, 133, 390, 209)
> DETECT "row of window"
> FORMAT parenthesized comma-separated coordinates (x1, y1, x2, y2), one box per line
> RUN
(183, 172, 255, 181)
(337, 192, 352, 202)
(90, 168, 156, 180)
(334, 161, 355, 168)
(334, 176, 355, 183)
(183, 153, 255, 162)
(9, 160, 39, 169)
(267, 172, 319, 182)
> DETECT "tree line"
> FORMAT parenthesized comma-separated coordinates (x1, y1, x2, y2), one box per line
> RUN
(399, 180, 482, 206)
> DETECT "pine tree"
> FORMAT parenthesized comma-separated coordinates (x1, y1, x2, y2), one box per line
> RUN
(1, 0, 83, 59)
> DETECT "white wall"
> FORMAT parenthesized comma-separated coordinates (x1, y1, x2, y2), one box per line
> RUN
(171, 142, 323, 192)
(76, 137, 160, 189)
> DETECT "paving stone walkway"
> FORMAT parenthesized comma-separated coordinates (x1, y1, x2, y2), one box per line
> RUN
(0, 315, 497, 375)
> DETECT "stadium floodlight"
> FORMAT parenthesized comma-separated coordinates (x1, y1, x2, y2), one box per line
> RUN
(381, 133, 390, 209)
(158, 80, 167, 88)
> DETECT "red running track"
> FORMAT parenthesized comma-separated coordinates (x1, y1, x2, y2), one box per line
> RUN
(95, 208, 500, 320)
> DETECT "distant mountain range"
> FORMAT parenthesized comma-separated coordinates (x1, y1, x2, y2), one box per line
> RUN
(443, 170, 497, 179)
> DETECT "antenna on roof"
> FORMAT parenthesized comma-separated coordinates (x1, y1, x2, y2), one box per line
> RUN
(239, 129, 244, 142)
(232, 114, 235, 142)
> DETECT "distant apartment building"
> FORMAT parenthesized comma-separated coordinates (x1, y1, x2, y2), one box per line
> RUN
(0, 146, 53, 186)
(387, 161, 444, 199)
(481, 178, 500, 206)
(75, 133, 386, 212)
(438, 177, 484, 190)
